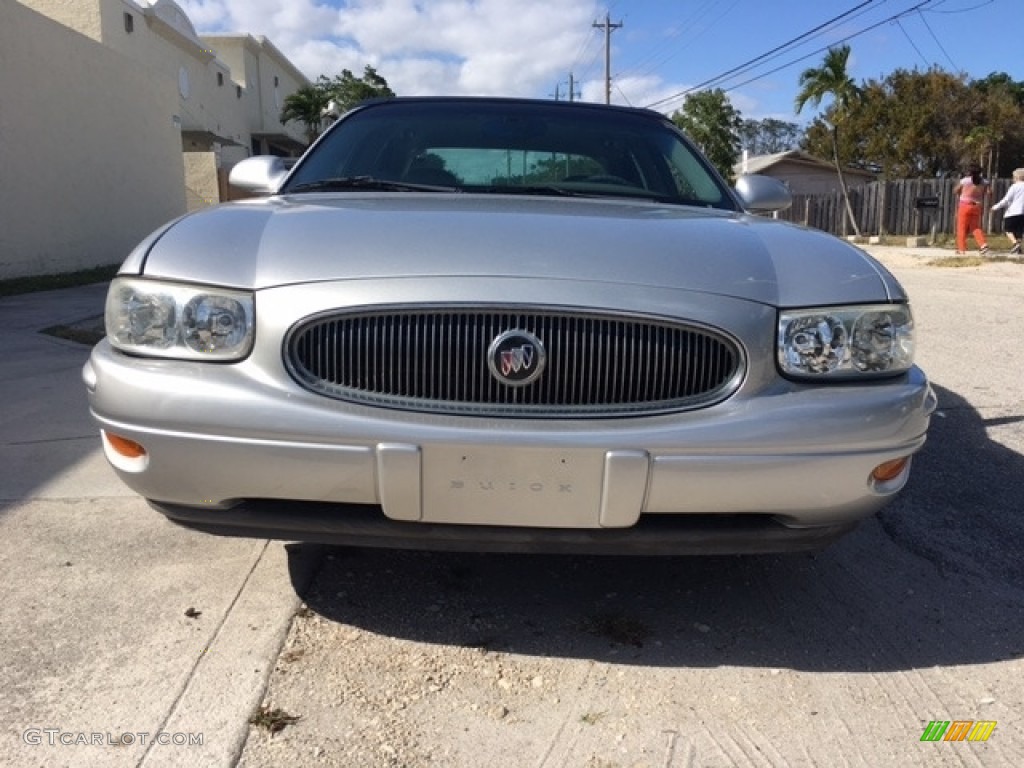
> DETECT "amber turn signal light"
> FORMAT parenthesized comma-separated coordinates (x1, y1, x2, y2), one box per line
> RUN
(871, 457, 908, 483)
(105, 432, 147, 459)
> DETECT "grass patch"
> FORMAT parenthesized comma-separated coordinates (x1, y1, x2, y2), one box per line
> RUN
(580, 710, 608, 725)
(927, 255, 987, 268)
(249, 704, 301, 735)
(928, 253, 1023, 268)
(0, 265, 118, 298)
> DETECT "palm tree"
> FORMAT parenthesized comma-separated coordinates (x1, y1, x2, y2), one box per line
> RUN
(280, 80, 331, 144)
(795, 45, 863, 237)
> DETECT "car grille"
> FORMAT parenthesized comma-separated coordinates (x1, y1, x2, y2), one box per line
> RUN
(285, 307, 744, 417)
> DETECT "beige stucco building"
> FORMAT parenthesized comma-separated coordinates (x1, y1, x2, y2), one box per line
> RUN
(2, 0, 309, 279)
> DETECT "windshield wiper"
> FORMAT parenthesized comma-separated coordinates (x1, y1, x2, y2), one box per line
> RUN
(474, 184, 682, 203)
(474, 185, 588, 198)
(286, 176, 459, 193)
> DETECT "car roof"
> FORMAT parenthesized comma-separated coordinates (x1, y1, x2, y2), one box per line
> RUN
(349, 95, 671, 122)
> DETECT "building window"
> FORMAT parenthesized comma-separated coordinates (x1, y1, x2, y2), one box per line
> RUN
(124, 12, 134, 33)
(236, 85, 243, 99)
(274, 76, 279, 87)
(217, 73, 224, 86)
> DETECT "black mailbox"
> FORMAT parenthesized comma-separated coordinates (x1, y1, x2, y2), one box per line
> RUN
(915, 196, 940, 209)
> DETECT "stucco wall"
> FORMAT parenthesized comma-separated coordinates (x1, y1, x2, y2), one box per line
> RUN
(17, 0, 103, 41)
(24, 0, 253, 154)
(0, 1, 186, 278)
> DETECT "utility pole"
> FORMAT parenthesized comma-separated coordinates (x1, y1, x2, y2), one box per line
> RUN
(592, 12, 622, 104)
(556, 74, 580, 102)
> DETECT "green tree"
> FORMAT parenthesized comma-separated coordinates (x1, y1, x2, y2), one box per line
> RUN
(965, 75, 1023, 177)
(798, 68, 1024, 180)
(279, 75, 332, 143)
(870, 68, 977, 178)
(671, 89, 742, 182)
(739, 117, 801, 155)
(325, 65, 396, 114)
(973, 72, 1024, 104)
(801, 69, 970, 178)
(280, 67, 397, 145)
(795, 45, 863, 236)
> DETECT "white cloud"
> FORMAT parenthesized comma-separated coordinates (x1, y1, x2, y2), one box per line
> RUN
(175, 0, 231, 30)
(178, 0, 601, 98)
(166, 0, 226, 30)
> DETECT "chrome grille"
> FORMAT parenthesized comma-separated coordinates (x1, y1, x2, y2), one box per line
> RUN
(285, 307, 743, 417)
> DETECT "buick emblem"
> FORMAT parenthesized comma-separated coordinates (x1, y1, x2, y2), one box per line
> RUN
(487, 330, 546, 387)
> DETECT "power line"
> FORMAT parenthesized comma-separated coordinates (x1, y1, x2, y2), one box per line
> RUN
(613, 81, 633, 107)
(567, 3, 604, 80)
(916, 8, 959, 70)
(646, 0, 938, 112)
(926, 0, 995, 13)
(618, 0, 728, 84)
(696, 0, 938, 104)
(895, 18, 931, 67)
(646, 0, 880, 110)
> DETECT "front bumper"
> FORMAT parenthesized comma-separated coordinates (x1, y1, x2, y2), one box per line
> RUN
(84, 335, 935, 553)
(154, 500, 859, 555)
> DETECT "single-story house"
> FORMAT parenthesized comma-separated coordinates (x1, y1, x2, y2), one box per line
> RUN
(735, 150, 876, 196)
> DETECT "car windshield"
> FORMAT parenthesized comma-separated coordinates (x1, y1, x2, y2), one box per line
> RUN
(281, 99, 736, 210)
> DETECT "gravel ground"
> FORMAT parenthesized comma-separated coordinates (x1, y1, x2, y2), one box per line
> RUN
(237, 242, 1024, 768)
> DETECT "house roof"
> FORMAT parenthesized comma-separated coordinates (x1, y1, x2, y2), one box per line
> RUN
(735, 150, 875, 179)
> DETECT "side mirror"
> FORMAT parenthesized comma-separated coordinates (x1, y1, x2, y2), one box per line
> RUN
(228, 156, 289, 195)
(734, 174, 792, 213)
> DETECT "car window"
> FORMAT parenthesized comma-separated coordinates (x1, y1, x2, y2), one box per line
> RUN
(421, 148, 606, 187)
(283, 100, 735, 209)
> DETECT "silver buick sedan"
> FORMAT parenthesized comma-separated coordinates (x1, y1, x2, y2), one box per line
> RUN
(83, 97, 935, 555)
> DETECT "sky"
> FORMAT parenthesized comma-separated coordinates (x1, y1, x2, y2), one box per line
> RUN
(176, 0, 1021, 122)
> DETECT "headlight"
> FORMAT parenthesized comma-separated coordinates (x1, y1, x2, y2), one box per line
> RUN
(106, 278, 254, 360)
(778, 304, 914, 378)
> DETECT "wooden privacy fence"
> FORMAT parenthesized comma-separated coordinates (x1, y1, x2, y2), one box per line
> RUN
(776, 178, 1014, 239)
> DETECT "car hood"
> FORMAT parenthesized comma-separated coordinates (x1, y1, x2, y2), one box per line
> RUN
(136, 194, 904, 307)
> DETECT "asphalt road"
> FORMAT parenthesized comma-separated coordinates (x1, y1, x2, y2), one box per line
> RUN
(2, 246, 1022, 767)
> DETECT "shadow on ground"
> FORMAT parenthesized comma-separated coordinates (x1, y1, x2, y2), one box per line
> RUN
(288, 383, 1024, 672)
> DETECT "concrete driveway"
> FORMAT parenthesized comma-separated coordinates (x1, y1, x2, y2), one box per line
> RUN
(0, 284, 317, 767)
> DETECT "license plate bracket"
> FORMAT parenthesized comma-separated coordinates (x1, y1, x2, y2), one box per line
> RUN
(421, 446, 604, 527)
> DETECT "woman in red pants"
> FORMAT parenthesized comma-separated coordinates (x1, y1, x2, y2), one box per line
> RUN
(953, 165, 990, 255)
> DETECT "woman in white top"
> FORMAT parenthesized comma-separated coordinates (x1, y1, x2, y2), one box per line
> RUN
(992, 168, 1024, 255)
